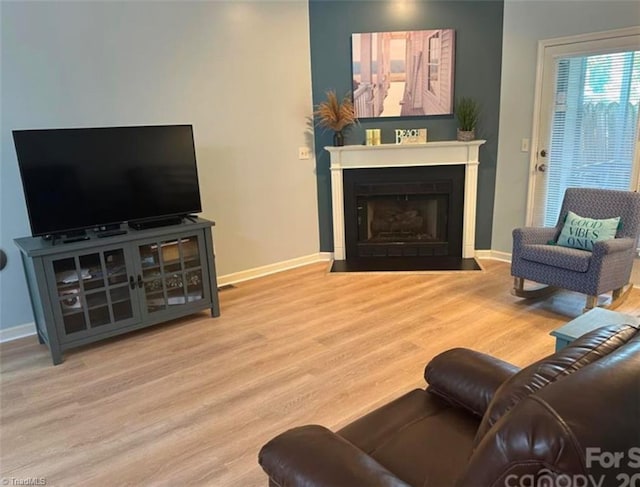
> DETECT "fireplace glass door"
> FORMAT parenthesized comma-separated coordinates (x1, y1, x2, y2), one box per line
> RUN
(359, 194, 448, 244)
(354, 183, 450, 257)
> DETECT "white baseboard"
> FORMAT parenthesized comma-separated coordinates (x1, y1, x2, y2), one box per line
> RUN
(217, 252, 332, 287)
(318, 252, 334, 262)
(12, 249, 637, 342)
(218, 250, 509, 288)
(475, 250, 512, 263)
(0, 321, 36, 343)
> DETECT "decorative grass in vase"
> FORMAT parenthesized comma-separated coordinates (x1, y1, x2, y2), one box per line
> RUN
(314, 90, 357, 146)
(455, 97, 480, 142)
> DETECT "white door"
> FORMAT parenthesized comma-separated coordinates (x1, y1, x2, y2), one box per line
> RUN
(528, 28, 640, 227)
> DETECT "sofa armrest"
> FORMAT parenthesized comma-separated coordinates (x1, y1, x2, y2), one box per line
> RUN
(425, 348, 519, 418)
(512, 227, 558, 247)
(259, 425, 410, 487)
(592, 237, 635, 258)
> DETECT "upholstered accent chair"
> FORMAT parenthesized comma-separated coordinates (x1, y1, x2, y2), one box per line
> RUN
(511, 188, 640, 311)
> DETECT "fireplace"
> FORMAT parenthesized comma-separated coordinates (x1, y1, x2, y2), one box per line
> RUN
(327, 141, 485, 270)
(343, 166, 464, 259)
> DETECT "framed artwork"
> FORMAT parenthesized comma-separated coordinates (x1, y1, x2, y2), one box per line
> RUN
(352, 30, 455, 118)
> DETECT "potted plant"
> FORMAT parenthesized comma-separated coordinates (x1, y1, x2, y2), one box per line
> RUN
(314, 90, 357, 146)
(455, 97, 479, 141)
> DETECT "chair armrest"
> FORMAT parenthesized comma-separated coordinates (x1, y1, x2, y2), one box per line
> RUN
(592, 237, 635, 258)
(258, 425, 410, 487)
(512, 227, 558, 247)
(425, 348, 519, 418)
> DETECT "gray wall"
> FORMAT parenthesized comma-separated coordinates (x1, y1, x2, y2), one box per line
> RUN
(492, 0, 640, 253)
(0, 1, 317, 330)
(309, 0, 505, 251)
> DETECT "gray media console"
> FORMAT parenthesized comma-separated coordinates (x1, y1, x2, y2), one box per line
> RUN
(14, 217, 220, 365)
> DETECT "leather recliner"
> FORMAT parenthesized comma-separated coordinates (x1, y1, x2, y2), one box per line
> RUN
(259, 324, 640, 486)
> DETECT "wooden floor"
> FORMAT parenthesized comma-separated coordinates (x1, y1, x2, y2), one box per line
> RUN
(2, 259, 640, 486)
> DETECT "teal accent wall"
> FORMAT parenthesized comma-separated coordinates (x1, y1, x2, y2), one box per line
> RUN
(309, 0, 504, 251)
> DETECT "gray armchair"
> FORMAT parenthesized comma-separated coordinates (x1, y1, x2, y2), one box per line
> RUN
(511, 188, 640, 311)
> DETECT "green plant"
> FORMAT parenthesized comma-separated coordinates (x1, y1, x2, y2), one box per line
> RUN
(314, 90, 357, 132)
(455, 97, 480, 131)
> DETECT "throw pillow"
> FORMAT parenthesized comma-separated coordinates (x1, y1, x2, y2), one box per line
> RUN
(556, 210, 620, 251)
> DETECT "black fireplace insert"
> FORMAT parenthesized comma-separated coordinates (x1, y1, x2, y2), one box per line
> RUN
(343, 165, 465, 260)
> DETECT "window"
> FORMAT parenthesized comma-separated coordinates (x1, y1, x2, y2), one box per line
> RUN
(544, 50, 640, 226)
(427, 33, 440, 94)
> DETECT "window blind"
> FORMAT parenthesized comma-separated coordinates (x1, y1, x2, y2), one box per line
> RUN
(544, 50, 640, 227)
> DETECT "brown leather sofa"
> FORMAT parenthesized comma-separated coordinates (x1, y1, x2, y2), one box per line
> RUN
(259, 324, 640, 486)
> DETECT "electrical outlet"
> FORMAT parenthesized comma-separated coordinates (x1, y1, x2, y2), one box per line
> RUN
(521, 138, 530, 152)
(298, 146, 311, 160)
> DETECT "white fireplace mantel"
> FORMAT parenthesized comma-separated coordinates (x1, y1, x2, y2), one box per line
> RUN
(327, 140, 486, 260)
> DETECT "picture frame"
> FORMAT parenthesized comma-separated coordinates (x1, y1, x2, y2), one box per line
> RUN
(352, 29, 455, 118)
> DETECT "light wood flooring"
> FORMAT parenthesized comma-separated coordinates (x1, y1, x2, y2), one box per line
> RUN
(631, 256, 640, 285)
(2, 259, 640, 486)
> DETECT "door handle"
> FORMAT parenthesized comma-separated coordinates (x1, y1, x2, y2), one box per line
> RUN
(129, 276, 136, 290)
(540, 149, 548, 157)
(537, 163, 547, 172)
(137, 275, 143, 289)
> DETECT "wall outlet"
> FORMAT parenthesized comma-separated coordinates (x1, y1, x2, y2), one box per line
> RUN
(521, 138, 530, 152)
(298, 146, 311, 160)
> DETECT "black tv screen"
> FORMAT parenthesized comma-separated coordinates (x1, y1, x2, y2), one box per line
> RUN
(12, 124, 202, 237)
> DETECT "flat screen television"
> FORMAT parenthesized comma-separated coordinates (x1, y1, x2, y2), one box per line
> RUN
(12, 124, 202, 237)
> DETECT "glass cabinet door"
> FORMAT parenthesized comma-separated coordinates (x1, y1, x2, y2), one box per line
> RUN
(138, 235, 207, 314)
(49, 247, 137, 338)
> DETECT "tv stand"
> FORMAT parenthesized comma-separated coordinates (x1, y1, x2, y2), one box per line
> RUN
(128, 216, 184, 231)
(14, 217, 220, 365)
